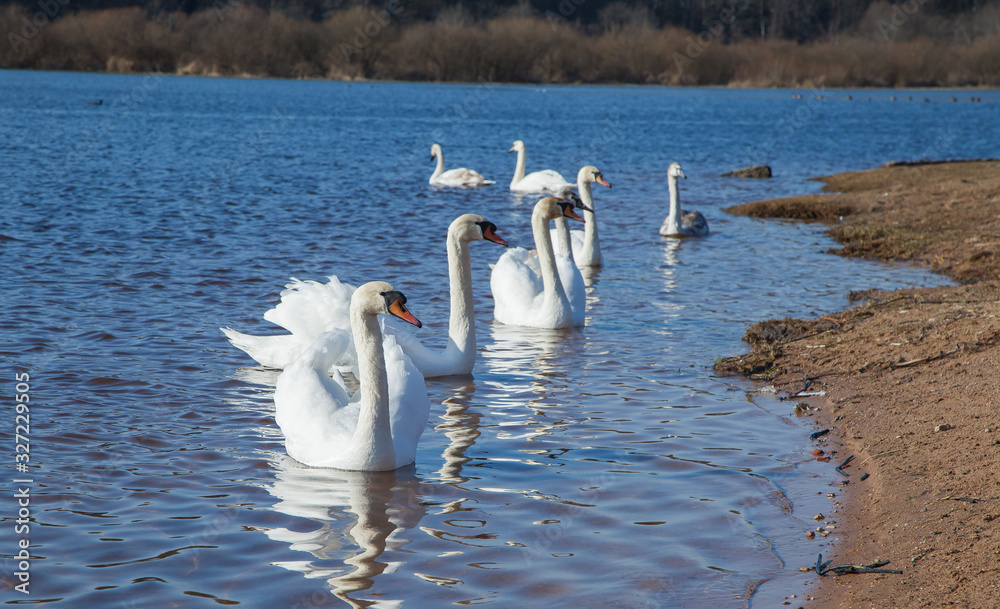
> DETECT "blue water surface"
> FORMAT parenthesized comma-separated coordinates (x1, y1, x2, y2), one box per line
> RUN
(2, 71, 997, 608)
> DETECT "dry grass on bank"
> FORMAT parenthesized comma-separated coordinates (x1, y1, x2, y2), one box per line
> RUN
(718, 160, 1000, 379)
(3, 4, 1000, 86)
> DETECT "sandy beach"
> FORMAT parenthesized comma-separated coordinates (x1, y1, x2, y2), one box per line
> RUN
(717, 161, 1000, 608)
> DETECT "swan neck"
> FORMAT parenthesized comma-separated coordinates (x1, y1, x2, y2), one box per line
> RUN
(445, 232, 475, 366)
(430, 152, 444, 183)
(668, 175, 680, 218)
(511, 147, 526, 188)
(532, 207, 569, 310)
(553, 216, 573, 259)
(351, 310, 394, 468)
(580, 180, 598, 260)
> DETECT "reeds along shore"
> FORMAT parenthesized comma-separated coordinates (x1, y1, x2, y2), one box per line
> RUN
(3, 4, 1000, 87)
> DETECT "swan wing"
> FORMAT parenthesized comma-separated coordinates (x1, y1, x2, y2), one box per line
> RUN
(274, 330, 360, 467)
(682, 210, 710, 236)
(568, 229, 586, 262)
(433, 168, 494, 188)
(379, 315, 443, 375)
(383, 334, 430, 469)
(512, 170, 573, 193)
(490, 247, 545, 325)
(264, 276, 356, 339)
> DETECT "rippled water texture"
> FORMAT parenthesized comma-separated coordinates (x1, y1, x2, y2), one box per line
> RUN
(2, 71, 998, 607)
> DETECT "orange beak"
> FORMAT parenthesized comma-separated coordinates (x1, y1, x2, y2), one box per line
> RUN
(561, 204, 585, 222)
(597, 176, 611, 188)
(484, 225, 508, 247)
(389, 300, 422, 328)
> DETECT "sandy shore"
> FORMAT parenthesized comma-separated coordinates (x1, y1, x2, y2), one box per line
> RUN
(717, 161, 1000, 608)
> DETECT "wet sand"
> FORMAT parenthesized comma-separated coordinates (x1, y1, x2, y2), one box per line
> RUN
(718, 161, 1000, 608)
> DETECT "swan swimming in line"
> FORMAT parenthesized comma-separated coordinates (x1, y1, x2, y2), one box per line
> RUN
(508, 140, 574, 193)
(273, 281, 430, 471)
(659, 162, 709, 237)
(429, 144, 495, 188)
(221, 214, 508, 377)
(550, 165, 612, 268)
(490, 196, 589, 329)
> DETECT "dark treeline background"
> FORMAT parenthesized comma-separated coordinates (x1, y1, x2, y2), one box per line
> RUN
(3, 0, 1000, 85)
(6, 0, 998, 41)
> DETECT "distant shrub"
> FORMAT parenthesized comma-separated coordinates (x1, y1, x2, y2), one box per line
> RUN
(1, 4, 999, 87)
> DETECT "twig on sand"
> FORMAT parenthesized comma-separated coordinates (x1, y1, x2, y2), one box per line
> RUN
(810, 428, 830, 440)
(893, 347, 961, 369)
(816, 554, 903, 576)
(835, 454, 855, 477)
(943, 496, 980, 504)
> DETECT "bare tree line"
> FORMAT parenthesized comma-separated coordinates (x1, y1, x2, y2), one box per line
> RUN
(2, 2, 999, 86)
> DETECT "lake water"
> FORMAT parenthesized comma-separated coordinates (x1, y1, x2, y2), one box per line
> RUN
(2, 71, 997, 608)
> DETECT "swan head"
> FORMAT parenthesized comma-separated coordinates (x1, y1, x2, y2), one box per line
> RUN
(578, 165, 612, 188)
(509, 140, 525, 153)
(353, 281, 422, 328)
(668, 162, 687, 180)
(430, 143, 442, 161)
(561, 191, 593, 214)
(536, 196, 585, 223)
(450, 213, 509, 247)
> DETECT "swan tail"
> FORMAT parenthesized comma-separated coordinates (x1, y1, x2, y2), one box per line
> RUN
(221, 327, 303, 369)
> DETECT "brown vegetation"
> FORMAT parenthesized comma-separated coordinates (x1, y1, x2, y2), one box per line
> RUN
(3, 3, 1000, 86)
(725, 161, 1000, 282)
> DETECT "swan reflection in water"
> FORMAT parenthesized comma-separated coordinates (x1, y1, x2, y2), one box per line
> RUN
(481, 323, 585, 444)
(653, 236, 683, 325)
(262, 378, 488, 607)
(431, 378, 483, 484)
(263, 455, 425, 608)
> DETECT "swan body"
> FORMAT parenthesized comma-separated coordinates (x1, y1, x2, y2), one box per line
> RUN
(508, 140, 574, 193)
(222, 215, 507, 378)
(659, 162, 709, 237)
(490, 197, 587, 329)
(429, 144, 494, 188)
(274, 282, 430, 471)
(549, 166, 612, 267)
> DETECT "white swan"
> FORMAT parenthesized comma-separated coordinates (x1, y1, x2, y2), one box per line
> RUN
(550, 165, 612, 267)
(490, 197, 588, 329)
(429, 144, 494, 188)
(659, 162, 709, 237)
(222, 214, 508, 377)
(508, 140, 574, 193)
(274, 282, 430, 471)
